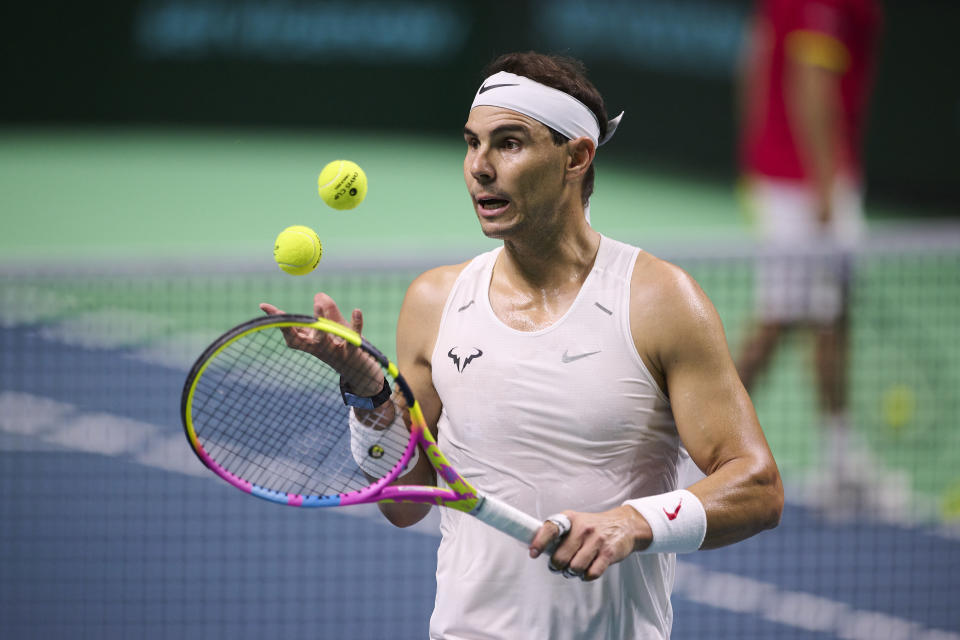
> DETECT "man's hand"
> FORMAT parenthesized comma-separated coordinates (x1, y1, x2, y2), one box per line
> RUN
(259, 293, 381, 395)
(529, 505, 653, 581)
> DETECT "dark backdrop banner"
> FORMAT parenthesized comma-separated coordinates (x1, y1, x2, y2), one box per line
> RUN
(3, 0, 957, 211)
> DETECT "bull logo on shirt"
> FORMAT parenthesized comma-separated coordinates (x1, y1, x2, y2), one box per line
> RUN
(447, 347, 483, 373)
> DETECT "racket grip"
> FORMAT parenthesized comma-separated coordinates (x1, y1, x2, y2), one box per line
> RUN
(471, 494, 544, 545)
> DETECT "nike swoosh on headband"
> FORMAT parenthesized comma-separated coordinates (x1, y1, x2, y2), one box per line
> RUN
(471, 71, 623, 148)
(478, 83, 519, 94)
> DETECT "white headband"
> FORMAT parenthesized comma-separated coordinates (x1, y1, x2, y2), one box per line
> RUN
(470, 71, 623, 148)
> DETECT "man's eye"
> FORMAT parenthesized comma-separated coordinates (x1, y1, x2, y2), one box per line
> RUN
(503, 139, 520, 150)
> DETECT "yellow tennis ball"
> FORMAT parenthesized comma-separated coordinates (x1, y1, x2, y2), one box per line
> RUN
(942, 480, 960, 520)
(318, 159, 367, 210)
(882, 384, 916, 430)
(273, 225, 322, 276)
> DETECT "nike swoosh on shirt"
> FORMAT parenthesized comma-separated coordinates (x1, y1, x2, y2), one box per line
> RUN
(561, 350, 601, 363)
(478, 83, 518, 94)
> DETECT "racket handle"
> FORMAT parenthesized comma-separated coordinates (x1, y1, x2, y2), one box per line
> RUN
(471, 494, 545, 545)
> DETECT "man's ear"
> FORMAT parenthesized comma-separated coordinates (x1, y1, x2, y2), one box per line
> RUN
(565, 136, 596, 183)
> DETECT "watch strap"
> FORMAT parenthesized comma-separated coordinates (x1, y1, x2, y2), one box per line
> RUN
(340, 376, 391, 410)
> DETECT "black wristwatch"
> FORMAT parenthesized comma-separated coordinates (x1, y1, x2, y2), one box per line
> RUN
(339, 376, 391, 410)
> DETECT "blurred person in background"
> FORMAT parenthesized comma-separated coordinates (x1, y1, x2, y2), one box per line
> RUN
(736, 0, 885, 510)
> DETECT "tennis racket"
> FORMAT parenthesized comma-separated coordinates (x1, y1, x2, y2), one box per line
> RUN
(181, 313, 546, 545)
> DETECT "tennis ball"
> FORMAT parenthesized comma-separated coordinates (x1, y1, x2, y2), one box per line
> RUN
(942, 480, 960, 520)
(882, 384, 916, 430)
(318, 159, 367, 210)
(273, 225, 322, 276)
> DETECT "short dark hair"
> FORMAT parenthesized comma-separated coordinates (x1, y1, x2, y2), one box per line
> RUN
(481, 52, 608, 206)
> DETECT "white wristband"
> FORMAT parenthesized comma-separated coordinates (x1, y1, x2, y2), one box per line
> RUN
(348, 408, 419, 477)
(622, 489, 707, 555)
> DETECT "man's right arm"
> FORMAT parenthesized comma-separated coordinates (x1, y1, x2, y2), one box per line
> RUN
(377, 264, 464, 528)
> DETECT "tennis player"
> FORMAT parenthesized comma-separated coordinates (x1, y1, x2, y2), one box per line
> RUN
(737, 0, 883, 505)
(264, 52, 783, 639)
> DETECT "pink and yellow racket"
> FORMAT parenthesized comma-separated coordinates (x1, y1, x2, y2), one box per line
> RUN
(181, 314, 544, 544)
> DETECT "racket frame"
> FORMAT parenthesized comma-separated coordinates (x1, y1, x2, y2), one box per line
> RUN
(182, 314, 481, 512)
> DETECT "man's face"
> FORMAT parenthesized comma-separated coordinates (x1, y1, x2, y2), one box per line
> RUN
(463, 106, 569, 239)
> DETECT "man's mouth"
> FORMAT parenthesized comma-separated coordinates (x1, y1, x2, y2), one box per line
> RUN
(477, 197, 510, 211)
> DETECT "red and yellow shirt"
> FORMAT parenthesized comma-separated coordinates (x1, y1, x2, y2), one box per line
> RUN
(741, 0, 883, 180)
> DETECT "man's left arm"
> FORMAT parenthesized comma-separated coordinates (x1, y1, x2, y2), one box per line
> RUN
(530, 258, 783, 578)
(654, 265, 784, 549)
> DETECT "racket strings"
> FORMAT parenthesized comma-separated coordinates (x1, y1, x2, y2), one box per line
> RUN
(190, 327, 408, 497)
(198, 339, 315, 476)
(200, 333, 360, 493)
(243, 333, 364, 493)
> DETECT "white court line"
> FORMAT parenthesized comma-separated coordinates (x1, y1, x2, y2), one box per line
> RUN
(37, 308, 178, 349)
(0, 390, 206, 477)
(126, 331, 218, 370)
(675, 562, 960, 640)
(0, 285, 80, 328)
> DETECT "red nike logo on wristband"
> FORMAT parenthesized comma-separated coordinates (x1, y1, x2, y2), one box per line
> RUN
(664, 500, 682, 520)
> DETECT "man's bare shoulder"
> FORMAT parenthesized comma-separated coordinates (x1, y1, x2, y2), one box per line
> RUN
(404, 262, 471, 314)
(398, 261, 471, 366)
(629, 250, 724, 350)
(631, 250, 709, 311)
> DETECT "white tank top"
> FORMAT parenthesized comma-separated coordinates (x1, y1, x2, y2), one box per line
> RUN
(429, 235, 680, 640)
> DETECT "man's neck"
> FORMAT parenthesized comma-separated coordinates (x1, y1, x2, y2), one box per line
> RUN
(500, 222, 600, 291)
(487, 210, 601, 332)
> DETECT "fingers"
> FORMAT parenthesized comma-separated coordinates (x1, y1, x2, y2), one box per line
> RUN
(260, 302, 302, 347)
(314, 292, 348, 325)
(529, 524, 558, 559)
(580, 551, 614, 582)
(545, 529, 602, 582)
(529, 512, 570, 559)
(351, 308, 363, 335)
(562, 540, 605, 582)
(265, 294, 370, 372)
(534, 509, 637, 582)
(271, 294, 361, 337)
